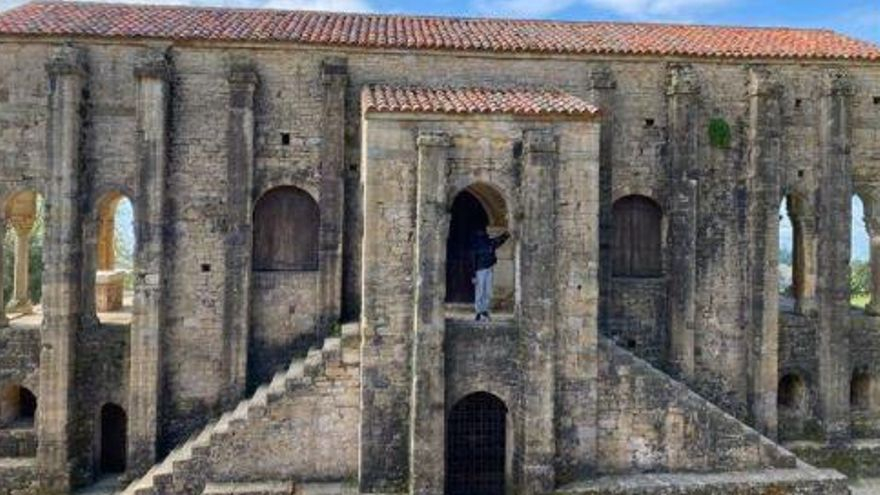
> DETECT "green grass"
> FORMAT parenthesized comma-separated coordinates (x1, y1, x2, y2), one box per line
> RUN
(851, 293, 871, 309)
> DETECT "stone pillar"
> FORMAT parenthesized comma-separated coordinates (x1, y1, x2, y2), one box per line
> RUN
(665, 64, 699, 380)
(38, 45, 87, 494)
(223, 59, 257, 399)
(518, 130, 558, 494)
(318, 59, 347, 331)
(587, 66, 615, 334)
(791, 208, 818, 315)
(554, 120, 601, 483)
(410, 132, 450, 495)
(744, 66, 782, 438)
(128, 49, 169, 477)
(7, 216, 35, 315)
(816, 70, 854, 441)
(864, 203, 880, 316)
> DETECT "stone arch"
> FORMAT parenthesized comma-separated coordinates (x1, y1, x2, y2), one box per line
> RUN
(252, 186, 320, 271)
(0, 384, 37, 427)
(779, 192, 817, 314)
(445, 183, 512, 309)
(851, 193, 871, 311)
(93, 191, 135, 313)
(98, 403, 127, 474)
(446, 392, 509, 495)
(778, 373, 806, 412)
(612, 195, 663, 277)
(851, 370, 872, 411)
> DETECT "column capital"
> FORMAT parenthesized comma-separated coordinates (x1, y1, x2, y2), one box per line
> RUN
(228, 58, 259, 86)
(587, 66, 616, 91)
(823, 69, 854, 97)
(6, 215, 34, 235)
(747, 65, 782, 98)
(321, 57, 348, 84)
(416, 131, 451, 149)
(134, 49, 171, 81)
(666, 63, 700, 96)
(523, 129, 557, 155)
(46, 45, 87, 78)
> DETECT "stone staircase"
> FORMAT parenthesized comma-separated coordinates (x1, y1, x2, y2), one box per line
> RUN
(0, 423, 38, 495)
(121, 324, 360, 495)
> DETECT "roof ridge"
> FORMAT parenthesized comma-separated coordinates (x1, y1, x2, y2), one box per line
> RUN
(13, 0, 851, 35)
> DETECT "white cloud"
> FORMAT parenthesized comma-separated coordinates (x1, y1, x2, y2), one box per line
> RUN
(0, 0, 372, 12)
(474, 0, 733, 20)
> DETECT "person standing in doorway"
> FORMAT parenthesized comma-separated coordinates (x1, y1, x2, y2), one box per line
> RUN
(473, 227, 510, 321)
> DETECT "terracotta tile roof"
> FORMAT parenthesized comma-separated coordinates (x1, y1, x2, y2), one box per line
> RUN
(361, 84, 601, 117)
(0, 1, 879, 61)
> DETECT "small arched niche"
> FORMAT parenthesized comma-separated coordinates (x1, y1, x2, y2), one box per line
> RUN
(851, 370, 873, 411)
(446, 392, 509, 495)
(445, 183, 512, 311)
(94, 192, 135, 315)
(0, 384, 37, 428)
(778, 373, 806, 413)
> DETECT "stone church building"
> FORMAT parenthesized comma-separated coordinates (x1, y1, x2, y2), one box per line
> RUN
(0, 1, 879, 494)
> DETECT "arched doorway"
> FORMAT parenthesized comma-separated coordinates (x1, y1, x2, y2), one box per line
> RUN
(99, 403, 127, 474)
(446, 191, 489, 304)
(445, 184, 510, 309)
(446, 392, 507, 495)
(94, 192, 135, 315)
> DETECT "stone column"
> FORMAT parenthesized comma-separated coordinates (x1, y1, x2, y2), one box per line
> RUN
(587, 67, 615, 334)
(791, 208, 818, 315)
(128, 48, 170, 478)
(519, 129, 558, 494)
(864, 203, 880, 316)
(318, 59, 347, 331)
(410, 132, 450, 495)
(38, 45, 87, 494)
(223, 59, 257, 399)
(665, 64, 699, 380)
(816, 70, 854, 441)
(554, 119, 601, 483)
(744, 66, 782, 438)
(7, 216, 35, 315)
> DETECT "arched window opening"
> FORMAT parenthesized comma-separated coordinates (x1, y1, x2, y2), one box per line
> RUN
(778, 374, 805, 412)
(446, 392, 508, 495)
(95, 193, 135, 314)
(851, 195, 871, 309)
(779, 194, 816, 314)
(851, 371, 872, 411)
(0, 384, 37, 428)
(779, 198, 795, 301)
(3, 191, 44, 321)
(99, 403, 127, 474)
(253, 187, 319, 271)
(612, 195, 663, 278)
(445, 184, 512, 312)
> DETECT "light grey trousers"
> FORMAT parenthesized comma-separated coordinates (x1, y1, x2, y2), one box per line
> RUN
(474, 267, 494, 315)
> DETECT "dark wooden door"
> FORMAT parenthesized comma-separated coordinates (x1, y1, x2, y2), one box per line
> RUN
(446, 191, 489, 303)
(446, 392, 507, 495)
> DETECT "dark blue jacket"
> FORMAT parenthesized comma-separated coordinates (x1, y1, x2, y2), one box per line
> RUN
(473, 231, 510, 270)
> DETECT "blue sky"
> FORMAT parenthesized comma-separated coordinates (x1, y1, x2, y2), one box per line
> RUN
(0, 0, 878, 44)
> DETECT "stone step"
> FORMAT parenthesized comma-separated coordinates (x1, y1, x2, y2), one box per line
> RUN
(554, 465, 849, 495)
(0, 457, 38, 494)
(202, 481, 293, 495)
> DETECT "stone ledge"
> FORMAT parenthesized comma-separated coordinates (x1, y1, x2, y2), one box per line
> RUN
(556, 465, 849, 495)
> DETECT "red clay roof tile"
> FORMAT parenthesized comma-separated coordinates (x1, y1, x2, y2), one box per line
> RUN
(361, 84, 601, 117)
(0, 1, 878, 61)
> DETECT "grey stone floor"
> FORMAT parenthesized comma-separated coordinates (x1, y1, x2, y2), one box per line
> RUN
(850, 478, 880, 495)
